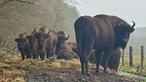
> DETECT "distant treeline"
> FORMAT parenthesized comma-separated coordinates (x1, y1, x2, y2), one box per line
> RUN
(125, 27, 146, 55)
(0, 0, 79, 48)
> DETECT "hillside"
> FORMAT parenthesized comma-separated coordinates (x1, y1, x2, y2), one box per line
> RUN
(0, 0, 79, 48)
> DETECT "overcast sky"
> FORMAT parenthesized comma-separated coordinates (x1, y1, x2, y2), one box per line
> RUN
(65, 0, 146, 28)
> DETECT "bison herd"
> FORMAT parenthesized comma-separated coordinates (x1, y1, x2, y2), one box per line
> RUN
(15, 14, 135, 75)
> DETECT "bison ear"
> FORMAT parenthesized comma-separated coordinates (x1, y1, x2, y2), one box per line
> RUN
(15, 38, 19, 42)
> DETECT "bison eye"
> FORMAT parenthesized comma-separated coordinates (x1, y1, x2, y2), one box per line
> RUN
(22, 39, 27, 42)
(43, 34, 48, 38)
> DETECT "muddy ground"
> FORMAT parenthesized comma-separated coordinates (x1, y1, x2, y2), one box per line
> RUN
(0, 49, 140, 82)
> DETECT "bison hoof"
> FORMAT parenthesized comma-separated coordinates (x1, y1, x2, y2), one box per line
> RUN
(81, 72, 85, 75)
(104, 69, 108, 73)
(86, 73, 91, 76)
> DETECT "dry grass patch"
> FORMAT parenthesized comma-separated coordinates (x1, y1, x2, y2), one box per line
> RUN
(11, 77, 25, 82)
(2, 69, 25, 77)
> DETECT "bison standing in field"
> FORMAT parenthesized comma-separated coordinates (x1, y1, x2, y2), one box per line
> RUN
(34, 26, 58, 60)
(74, 14, 135, 75)
(15, 33, 32, 60)
(56, 31, 78, 60)
(26, 28, 39, 59)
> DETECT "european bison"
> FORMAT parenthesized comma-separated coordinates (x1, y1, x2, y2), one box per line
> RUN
(55, 31, 70, 54)
(15, 33, 32, 60)
(34, 26, 58, 60)
(26, 28, 39, 59)
(56, 31, 78, 60)
(74, 14, 135, 75)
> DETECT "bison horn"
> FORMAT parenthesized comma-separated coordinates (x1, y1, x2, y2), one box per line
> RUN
(131, 21, 135, 27)
(48, 30, 51, 34)
(66, 34, 70, 40)
(31, 27, 37, 34)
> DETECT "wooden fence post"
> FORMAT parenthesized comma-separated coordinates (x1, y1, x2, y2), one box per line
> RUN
(141, 46, 144, 69)
(129, 46, 133, 67)
(122, 49, 125, 66)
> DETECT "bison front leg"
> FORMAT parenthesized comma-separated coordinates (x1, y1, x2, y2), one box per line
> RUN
(46, 49, 52, 58)
(39, 50, 45, 60)
(20, 52, 25, 60)
(26, 52, 32, 59)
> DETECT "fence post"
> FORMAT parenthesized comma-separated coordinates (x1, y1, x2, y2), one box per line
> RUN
(141, 46, 144, 69)
(129, 46, 133, 67)
(122, 49, 125, 66)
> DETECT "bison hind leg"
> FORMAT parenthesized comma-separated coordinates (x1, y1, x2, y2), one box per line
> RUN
(102, 50, 112, 73)
(95, 49, 103, 74)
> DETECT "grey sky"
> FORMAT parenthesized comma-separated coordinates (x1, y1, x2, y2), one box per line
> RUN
(66, 0, 146, 28)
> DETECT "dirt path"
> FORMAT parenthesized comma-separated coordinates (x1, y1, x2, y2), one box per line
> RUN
(7, 66, 138, 82)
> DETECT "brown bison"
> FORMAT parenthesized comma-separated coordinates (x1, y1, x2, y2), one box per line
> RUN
(26, 28, 39, 59)
(74, 14, 135, 75)
(34, 26, 58, 60)
(15, 33, 32, 60)
(56, 31, 78, 60)
(55, 31, 70, 54)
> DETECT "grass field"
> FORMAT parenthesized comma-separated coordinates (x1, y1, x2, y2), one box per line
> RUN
(119, 55, 146, 81)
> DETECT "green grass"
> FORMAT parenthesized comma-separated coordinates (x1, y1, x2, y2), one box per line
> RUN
(119, 55, 146, 77)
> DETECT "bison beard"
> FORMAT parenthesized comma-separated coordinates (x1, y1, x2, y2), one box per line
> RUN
(74, 14, 135, 75)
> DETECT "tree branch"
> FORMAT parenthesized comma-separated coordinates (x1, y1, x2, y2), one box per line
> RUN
(11, 0, 34, 4)
(0, 0, 34, 8)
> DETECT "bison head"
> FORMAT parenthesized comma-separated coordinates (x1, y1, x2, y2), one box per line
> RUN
(57, 31, 70, 46)
(57, 34, 70, 44)
(114, 21, 135, 49)
(15, 38, 28, 51)
(34, 33, 48, 49)
(55, 31, 70, 54)
(27, 35, 37, 46)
